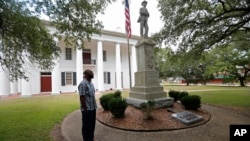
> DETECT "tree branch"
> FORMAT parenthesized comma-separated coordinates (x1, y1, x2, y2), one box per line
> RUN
(218, 0, 227, 12)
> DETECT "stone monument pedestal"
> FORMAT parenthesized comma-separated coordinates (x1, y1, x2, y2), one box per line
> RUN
(126, 39, 173, 108)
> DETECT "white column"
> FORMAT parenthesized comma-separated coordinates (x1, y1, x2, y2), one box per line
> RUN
(10, 81, 18, 94)
(21, 58, 31, 97)
(51, 60, 60, 95)
(17, 78, 22, 94)
(131, 45, 137, 86)
(51, 37, 60, 95)
(21, 78, 31, 96)
(0, 67, 10, 96)
(97, 40, 104, 91)
(76, 47, 83, 87)
(116, 43, 122, 90)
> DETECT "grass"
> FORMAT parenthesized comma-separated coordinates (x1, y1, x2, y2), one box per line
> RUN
(0, 85, 249, 141)
(122, 85, 250, 108)
(163, 85, 250, 107)
(189, 90, 250, 107)
(0, 94, 79, 141)
(164, 85, 250, 91)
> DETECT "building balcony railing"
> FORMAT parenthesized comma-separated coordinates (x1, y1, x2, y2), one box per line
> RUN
(83, 59, 96, 66)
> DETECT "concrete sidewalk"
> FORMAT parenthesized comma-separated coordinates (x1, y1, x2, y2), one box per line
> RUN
(61, 104, 250, 141)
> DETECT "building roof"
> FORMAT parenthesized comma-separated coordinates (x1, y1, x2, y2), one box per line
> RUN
(42, 20, 140, 40)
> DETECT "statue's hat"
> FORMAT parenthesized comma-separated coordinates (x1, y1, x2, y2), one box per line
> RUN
(141, 0, 147, 5)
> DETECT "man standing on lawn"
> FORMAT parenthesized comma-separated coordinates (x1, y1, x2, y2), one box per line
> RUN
(78, 69, 97, 141)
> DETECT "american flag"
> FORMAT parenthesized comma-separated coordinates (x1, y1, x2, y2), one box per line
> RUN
(125, 0, 131, 38)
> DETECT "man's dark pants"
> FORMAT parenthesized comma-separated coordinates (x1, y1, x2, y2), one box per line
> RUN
(81, 110, 96, 141)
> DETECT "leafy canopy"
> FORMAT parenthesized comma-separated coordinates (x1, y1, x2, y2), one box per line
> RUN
(156, 0, 250, 54)
(0, 0, 113, 80)
(205, 43, 250, 86)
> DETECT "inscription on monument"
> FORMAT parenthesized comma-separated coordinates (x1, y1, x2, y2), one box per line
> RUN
(171, 111, 203, 125)
(145, 71, 158, 84)
(145, 47, 154, 69)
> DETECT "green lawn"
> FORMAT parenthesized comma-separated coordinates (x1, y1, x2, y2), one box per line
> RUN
(164, 85, 250, 91)
(163, 85, 250, 107)
(122, 85, 250, 107)
(189, 90, 250, 107)
(0, 85, 249, 141)
(0, 94, 79, 141)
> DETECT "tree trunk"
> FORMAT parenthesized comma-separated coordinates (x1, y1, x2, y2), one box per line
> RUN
(239, 78, 245, 87)
(202, 80, 207, 85)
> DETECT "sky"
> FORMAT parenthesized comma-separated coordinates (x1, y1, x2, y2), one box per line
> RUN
(97, 0, 164, 36)
(40, 0, 164, 37)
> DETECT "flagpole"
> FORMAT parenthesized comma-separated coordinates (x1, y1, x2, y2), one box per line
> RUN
(125, 0, 132, 89)
(127, 37, 132, 89)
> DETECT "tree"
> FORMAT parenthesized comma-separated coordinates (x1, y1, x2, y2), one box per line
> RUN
(171, 52, 204, 86)
(154, 47, 174, 79)
(155, 47, 213, 86)
(205, 44, 250, 87)
(0, 0, 113, 80)
(155, 0, 250, 54)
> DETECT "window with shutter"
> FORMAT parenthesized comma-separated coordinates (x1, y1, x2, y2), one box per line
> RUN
(65, 72, 72, 85)
(61, 72, 65, 86)
(61, 72, 76, 86)
(103, 50, 107, 62)
(104, 71, 111, 84)
(65, 48, 72, 60)
(73, 72, 77, 85)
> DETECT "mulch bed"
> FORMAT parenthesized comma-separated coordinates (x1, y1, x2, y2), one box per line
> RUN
(97, 103, 211, 131)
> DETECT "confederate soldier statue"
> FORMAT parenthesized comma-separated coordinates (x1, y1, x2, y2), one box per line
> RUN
(137, 0, 149, 38)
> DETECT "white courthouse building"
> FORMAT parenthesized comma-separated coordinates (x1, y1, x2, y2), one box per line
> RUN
(0, 23, 140, 97)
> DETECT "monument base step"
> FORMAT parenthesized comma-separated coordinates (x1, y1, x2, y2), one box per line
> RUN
(126, 97, 174, 109)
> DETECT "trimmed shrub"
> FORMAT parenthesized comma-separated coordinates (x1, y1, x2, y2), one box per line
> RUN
(108, 98, 128, 118)
(113, 90, 122, 98)
(99, 90, 122, 111)
(168, 90, 180, 102)
(99, 93, 114, 111)
(180, 95, 201, 110)
(169, 90, 190, 102)
(179, 91, 189, 100)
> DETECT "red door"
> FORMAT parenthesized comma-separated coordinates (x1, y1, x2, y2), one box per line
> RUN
(41, 76, 52, 92)
(83, 52, 91, 64)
